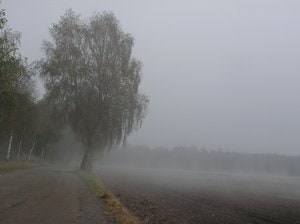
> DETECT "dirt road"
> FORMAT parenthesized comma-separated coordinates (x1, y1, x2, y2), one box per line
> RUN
(0, 166, 108, 224)
(99, 167, 300, 224)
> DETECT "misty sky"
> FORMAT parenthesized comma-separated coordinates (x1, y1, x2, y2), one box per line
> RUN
(2, 0, 300, 155)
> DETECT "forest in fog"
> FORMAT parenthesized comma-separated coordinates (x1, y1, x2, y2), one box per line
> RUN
(100, 145, 300, 176)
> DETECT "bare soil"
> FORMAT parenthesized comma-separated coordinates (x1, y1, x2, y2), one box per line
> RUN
(0, 165, 110, 224)
(99, 167, 300, 224)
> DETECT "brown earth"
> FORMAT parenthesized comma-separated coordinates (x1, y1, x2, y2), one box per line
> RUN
(0, 165, 110, 224)
(99, 167, 300, 224)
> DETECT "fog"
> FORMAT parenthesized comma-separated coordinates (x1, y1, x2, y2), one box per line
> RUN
(3, 0, 300, 155)
(2, 2, 300, 222)
(95, 145, 300, 176)
(98, 150, 300, 223)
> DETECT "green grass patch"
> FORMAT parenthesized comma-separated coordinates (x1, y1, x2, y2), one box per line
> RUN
(76, 170, 141, 224)
(0, 161, 36, 174)
(76, 170, 107, 198)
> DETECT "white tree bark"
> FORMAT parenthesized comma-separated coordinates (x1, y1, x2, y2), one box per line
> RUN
(17, 128, 25, 161)
(28, 119, 42, 161)
(28, 138, 36, 161)
(6, 129, 14, 161)
(17, 139, 22, 161)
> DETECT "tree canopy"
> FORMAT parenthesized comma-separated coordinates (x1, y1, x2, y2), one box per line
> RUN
(0, 8, 34, 126)
(0, 6, 37, 160)
(0, 7, 148, 166)
(40, 10, 149, 169)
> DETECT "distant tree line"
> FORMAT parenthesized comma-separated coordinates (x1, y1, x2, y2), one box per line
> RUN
(0, 6, 148, 169)
(100, 145, 300, 176)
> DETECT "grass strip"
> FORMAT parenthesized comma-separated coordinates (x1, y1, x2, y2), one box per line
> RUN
(0, 161, 36, 174)
(76, 170, 141, 224)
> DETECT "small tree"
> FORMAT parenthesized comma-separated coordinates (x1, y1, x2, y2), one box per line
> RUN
(40, 10, 148, 169)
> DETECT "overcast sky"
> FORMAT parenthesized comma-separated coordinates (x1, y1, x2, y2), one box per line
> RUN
(2, 0, 300, 155)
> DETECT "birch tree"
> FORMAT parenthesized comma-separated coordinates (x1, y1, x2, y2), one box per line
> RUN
(40, 10, 148, 170)
(0, 6, 35, 160)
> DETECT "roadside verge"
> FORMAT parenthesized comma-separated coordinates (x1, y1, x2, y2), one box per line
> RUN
(0, 161, 37, 174)
(77, 170, 142, 224)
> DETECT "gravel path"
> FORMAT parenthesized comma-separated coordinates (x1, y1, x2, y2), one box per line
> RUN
(0, 166, 109, 224)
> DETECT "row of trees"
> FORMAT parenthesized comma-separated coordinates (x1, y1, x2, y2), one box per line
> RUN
(0, 7, 148, 169)
(0, 7, 41, 161)
(100, 145, 300, 176)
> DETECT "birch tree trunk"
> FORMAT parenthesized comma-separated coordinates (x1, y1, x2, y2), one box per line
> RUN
(80, 137, 94, 170)
(28, 138, 36, 161)
(17, 128, 25, 161)
(28, 119, 42, 161)
(6, 128, 14, 161)
(40, 147, 45, 161)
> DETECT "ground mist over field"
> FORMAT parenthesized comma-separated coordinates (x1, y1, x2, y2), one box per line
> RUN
(40, 127, 300, 178)
(97, 155, 300, 224)
(96, 145, 300, 176)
